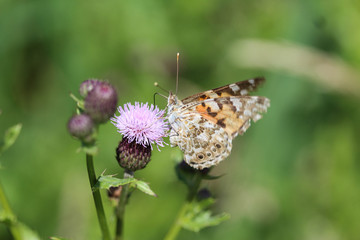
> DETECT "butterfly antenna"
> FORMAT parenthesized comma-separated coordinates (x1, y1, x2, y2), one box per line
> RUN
(176, 52, 179, 95)
(153, 92, 168, 106)
(154, 82, 169, 94)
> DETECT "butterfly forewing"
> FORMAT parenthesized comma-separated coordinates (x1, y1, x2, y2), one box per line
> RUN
(181, 77, 265, 104)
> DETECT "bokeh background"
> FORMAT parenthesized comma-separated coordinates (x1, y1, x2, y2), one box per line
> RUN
(1, 0, 360, 239)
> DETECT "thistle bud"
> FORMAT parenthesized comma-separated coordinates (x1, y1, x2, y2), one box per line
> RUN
(116, 138, 151, 171)
(197, 188, 212, 201)
(79, 79, 101, 97)
(67, 114, 94, 140)
(84, 82, 118, 124)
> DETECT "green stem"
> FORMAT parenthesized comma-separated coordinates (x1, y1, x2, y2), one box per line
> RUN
(164, 171, 203, 240)
(115, 169, 134, 240)
(86, 154, 111, 240)
(0, 179, 22, 240)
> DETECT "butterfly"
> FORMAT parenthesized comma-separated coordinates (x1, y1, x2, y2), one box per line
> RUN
(167, 77, 270, 169)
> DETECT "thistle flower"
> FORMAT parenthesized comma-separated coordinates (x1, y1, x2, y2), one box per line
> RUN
(111, 102, 167, 149)
(111, 102, 167, 171)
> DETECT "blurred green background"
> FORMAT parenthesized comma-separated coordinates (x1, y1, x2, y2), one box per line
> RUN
(1, 0, 360, 239)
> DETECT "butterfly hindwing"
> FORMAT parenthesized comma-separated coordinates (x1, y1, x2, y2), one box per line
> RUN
(169, 110, 232, 169)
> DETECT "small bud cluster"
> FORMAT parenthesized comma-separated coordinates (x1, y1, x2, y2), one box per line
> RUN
(67, 79, 118, 143)
(68, 79, 168, 173)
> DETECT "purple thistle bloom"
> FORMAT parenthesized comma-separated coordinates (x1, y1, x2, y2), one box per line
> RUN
(111, 102, 168, 150)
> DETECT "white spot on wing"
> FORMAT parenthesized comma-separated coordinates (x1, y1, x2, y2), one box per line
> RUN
(244, 109, 252, 116)
(248, 79, 255, 85)
(240, 89, 248, 95)
(229, 84, 240, 92)
(230, 98, 243, 110)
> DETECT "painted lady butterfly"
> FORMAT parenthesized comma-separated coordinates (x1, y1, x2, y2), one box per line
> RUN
(167, 77, 270, 169)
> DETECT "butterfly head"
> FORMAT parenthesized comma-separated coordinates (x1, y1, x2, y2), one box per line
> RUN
(167, 91, 180, 106)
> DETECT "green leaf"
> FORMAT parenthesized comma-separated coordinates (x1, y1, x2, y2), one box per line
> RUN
(50, 237, 71, 240)
(93, 175, 157, 197)
(0, 212, 41, 240)
(181, 198, 230, 232)
(93, 175, 136, 191)
(201, 173, 225, 180)
(18, 223, 42, 240)
(175, 162, 197, 189)
(130, 180, 157, 197)
(0, 124, 22, 155)
(70, 93, 85, 111)
(0, 210, 12, 224)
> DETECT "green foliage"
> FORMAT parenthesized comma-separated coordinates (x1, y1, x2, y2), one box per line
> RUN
(94, 175, 157, 197)
(130, 179, 157, 197)
(94, 175, 136, 190)
(0, 211, 41, 240)
(16, 223, 41, 240)
(0, 210, 14, 224)
(0, 124, 22, 157)
(181, 198, 230, 232)
(69, 93, 85, 112)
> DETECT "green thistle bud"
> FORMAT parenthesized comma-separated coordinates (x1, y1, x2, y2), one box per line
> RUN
(116, 138, 151, 172)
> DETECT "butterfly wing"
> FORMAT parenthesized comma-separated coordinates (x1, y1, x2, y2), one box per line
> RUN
(181, 77, 265, 104)
(170, 95, 270, 169)
(169, 109, 233, 170)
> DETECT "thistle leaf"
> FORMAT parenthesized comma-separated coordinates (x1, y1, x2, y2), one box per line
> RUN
(0, 124, 22, 156)
(93, 175, 136, 191)
(130, 180, 157, 197)
(181, 198, 230, 232)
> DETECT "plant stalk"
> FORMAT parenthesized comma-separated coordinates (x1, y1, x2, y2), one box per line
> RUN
(164, 171, 203, 240)
(115, 169, 134, 240)
(86, 153, 111, 240)
(0, 179, 22, 240)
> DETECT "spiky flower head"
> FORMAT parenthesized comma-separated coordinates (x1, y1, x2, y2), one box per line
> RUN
(111, 102, 167, 149)
(116, 138, 152, 171)
(111, 102, 167, 171)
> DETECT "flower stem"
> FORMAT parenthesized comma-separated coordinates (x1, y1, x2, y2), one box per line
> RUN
(86, 153, 111, 240)
(115, 169, 134, 240)
(0, 179, 22, 240)
(164, 171, 203, 240)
